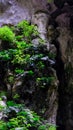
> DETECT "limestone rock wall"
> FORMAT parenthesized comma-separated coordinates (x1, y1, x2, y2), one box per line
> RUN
(0, 0, 58, 126)
(0, 0, 73, 130)
(50, 1, 73, 130)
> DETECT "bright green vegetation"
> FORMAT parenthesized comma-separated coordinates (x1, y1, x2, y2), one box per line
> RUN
(0, 20, 56, 130)
(17, 20, 38, 41)
(0, 20, 55, 87)
(0, 26, 15, 43)
(0, 101, 56, 130)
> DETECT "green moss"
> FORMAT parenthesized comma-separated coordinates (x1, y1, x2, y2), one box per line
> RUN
(37, 61, 45, 70)
(0, 121, 7, 130)
(17, 20, 38, 41)
(13, 94, 20, 99)
(38, 124, 57, 130)
(36, 77, 55, 88)
(0, 91, 7, 97)
(15, 69, 24, 74)
(28, 70, 34, 76)
(0, 50, 10, 60)
(0, 26, 15, 43)
(8, 75, 14, 84)
(0, 20, 57, 130)
(49, 125, 56, 130)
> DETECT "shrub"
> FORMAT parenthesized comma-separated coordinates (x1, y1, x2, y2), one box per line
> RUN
(5, 102, 42, 130)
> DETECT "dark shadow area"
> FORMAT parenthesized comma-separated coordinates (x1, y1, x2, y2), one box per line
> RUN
(54, 40, 66, 130)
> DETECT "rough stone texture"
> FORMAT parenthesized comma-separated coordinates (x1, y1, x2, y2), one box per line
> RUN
(57, 27, 70, 63)
(1, 0, 73, 129)
(52, 1, 73, 130)
(4, 53, 58, 125)
(0, 0, 31, 26)
(45, 69, 58, 125)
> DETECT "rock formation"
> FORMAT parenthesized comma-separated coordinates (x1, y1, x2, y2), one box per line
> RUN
(0, 0, 73, 130)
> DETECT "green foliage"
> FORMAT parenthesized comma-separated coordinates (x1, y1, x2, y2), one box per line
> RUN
(36, 76, 55, 88)
(38, 125, 47, 130)
(0, 105, 4, 111)
(38, 124, 56, 130)
(11, 41, 31, 64)
(2, 102, 42, 130)
(15, 68, 24, 74)
(0, 50, 10, 60)
(0, 121, 7, 130)
(49, 125, 56, 130)
(0, 119, 56, 130)
(0, 21, 56, 99)
(28, 70, 34, 76)
(17, 20, 38, 41)
(0, 20, 55, 76)
(15, 41, 28, 49)
(7, 116, 29, 129)
(31, 54, 44, 61)
(11, 41, 26, 64)
(13, 94, 20, 100)
(15, 35, 23, 41)
(48, 52, 56, 60)
(0, 91, 7, 97)
(0, 21, 56, 130)
(8, 75, 14, 84)
(0, 100, 57, 130)
(37, 61, 45, 70)
(7, 101, 17, 107)
(0, 26, 15, 43)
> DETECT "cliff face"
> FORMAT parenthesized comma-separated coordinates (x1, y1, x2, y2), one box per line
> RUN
(50, 1, 73, 130)
(0, 0, 31, 25)
(0, 0, 73, 130)
(0, 1, 48, 27)
(0, 0, 58, 126)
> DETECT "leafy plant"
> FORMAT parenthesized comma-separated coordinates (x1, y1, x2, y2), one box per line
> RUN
(37, 61, 45, 70)
(0, 26, 15, 43)
(0, 121, 7, 130)
(1, 101, 57, 130)
(49, 125, 56, 130)
(28, 70, 34, 76)
(15, 68, 24, 74)
(38, 124, 57, 130)
(13, 94, 20, 100)
(17, 20, 38, 41)
(0, 50, 10, 61)
(36, 76, 55, 88)
(7, 101, 17, 107)
(0, 21, 56, 130)
(38, 125, 47, 130)
(48, 52, 56, 60)
(8, 75, 14, 84)
(5, 102, 42, 130)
